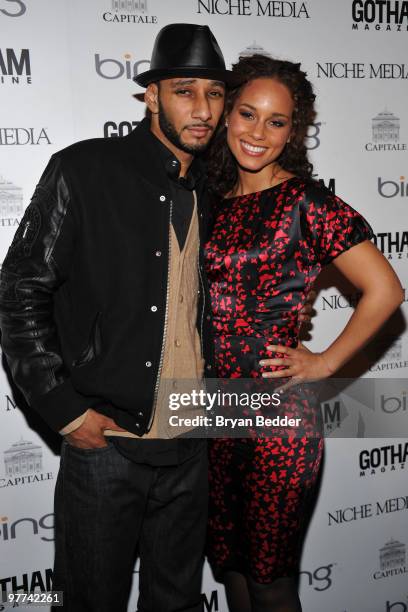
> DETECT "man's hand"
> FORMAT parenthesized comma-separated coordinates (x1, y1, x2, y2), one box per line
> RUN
(298, 290, 317, 323)
(65, 408, 127, 449)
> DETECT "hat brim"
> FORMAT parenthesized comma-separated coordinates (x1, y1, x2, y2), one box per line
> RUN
(134, 66, 240, 87)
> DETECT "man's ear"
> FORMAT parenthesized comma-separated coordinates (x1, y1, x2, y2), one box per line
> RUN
(145, 83, 159, 114)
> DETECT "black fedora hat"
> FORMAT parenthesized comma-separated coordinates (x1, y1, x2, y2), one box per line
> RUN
(134, 23, 237, 87)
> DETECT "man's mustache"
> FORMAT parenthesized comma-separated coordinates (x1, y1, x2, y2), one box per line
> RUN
(183, 123, 214, 131)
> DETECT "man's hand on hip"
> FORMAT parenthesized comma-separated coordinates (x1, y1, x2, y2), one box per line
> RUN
(65, 408, 127, 449)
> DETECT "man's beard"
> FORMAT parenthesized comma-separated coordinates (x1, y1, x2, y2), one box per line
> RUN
(158, 105, 211, 155)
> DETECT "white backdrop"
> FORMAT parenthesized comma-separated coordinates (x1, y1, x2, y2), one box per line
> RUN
(1, 1, 407, 611)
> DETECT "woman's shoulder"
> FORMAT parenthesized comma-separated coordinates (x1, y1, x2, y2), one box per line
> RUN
(293, 177, 337, 202)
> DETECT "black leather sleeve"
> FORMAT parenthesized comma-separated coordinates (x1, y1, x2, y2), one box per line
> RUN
(0, 155, 92, 432)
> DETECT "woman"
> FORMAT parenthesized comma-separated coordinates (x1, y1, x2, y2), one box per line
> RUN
(204, 55, 403, 612)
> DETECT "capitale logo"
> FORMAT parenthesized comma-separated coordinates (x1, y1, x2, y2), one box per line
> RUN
(359, 443, 408, 477)
(0, 127, 51, 146)
(102, 0, 158, 24)
(352, 0, 408, 32)
(368, 334, 408, 373)
(197, 0, 310, 18)
(373, 539, 408, 580)
(0, 175, 23, 227)
(365, 109, 407, 152)
(0, 48, 31, 84)
(1, 438, 54, 488)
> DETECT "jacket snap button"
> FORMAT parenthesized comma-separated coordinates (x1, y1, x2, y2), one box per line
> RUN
(151, 305, 157, 312)
(145, 361, 152, 367)
(159, 195, 166, 202)
(137, 411, 143, 417)
(155, 251, 162, 257)
(135, 423, 140, 428)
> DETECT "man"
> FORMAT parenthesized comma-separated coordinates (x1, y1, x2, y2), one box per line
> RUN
(0, 23, 312, 612)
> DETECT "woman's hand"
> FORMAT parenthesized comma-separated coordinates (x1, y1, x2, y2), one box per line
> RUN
(259, 343, 334, 390)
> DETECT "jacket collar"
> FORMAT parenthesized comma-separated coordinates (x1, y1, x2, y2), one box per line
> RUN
(123, 118, 207, 195)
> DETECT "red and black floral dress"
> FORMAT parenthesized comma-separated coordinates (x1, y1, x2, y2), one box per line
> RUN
(204, 177, 373, 583)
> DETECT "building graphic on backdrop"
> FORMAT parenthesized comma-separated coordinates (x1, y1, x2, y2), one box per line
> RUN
(111, 0, 148, 11)
(240, 42, 272, 58)
(4, 438, 43, 477)
(365, 109, 406, 151)
(380, 540, 406, 570)
(373, 539, 408, 580)
(372, 110, 399, 142)
(0, 175, 23, 220)
(103, 0, 157, 23)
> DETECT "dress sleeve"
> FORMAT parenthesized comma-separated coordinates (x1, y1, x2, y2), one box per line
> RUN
(300, 185, 374, 266)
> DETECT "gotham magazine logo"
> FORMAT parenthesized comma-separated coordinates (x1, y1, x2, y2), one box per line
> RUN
(321, 399, 341, 433)
(0, 48, 31, 84)
(373, 539, 408, 580)
(299, 563, 335, 592)
(352, 0, 408, 31)
(365, 109, 407, 152)
(312, 175, 336, 194)
(0, 174, 23, 228)
(95, 53, 149, 80)
(1, 438, 53, 488)
(317, 62, 408, 79)
(359, 442, 408, 476)
(367, 334, 408, 373)
(328, 493, 408, 526)
(103, 120, 139, 138)
(102, 0, 158, 24)
(201, 590, 219, 612)
(197, 0, 310, 18)
(0, 0, 26, 17)
(373, 231, 408, 259)
(0, 127, 51, 146)
(0, 512, 54, 542)
(0, 568, 53, 604)
(378, 176, 407, 198)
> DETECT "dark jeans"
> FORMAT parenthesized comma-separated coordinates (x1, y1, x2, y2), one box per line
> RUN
(52, 438, 208, 612)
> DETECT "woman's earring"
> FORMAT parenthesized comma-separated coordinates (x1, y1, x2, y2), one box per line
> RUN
(225, 121, 229, 127)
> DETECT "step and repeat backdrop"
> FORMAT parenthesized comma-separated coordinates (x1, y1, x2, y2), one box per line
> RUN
(1, 1, 407, 611)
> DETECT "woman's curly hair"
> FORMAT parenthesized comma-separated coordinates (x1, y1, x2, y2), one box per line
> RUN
(206, 54, 316, 198)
